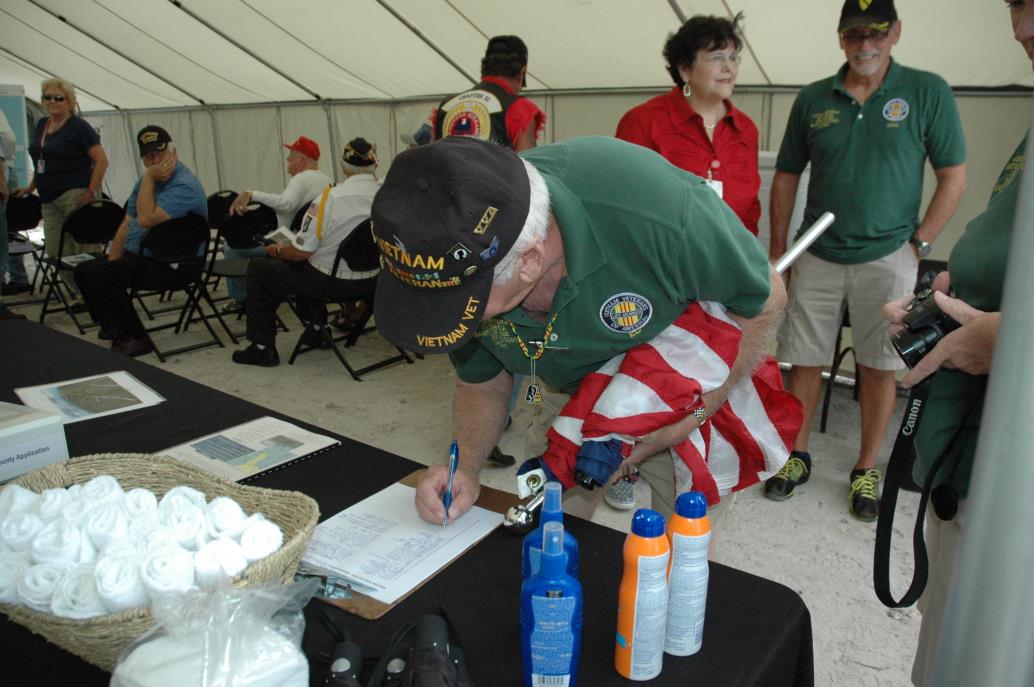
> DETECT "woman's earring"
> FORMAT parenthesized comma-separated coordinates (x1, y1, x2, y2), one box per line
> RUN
(682, 83, 692, 98)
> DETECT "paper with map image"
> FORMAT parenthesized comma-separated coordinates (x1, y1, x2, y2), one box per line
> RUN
(159, 416, 339, 481)
(15, 371, 165, 423)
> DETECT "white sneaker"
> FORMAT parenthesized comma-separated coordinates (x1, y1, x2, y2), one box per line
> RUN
(605, 474, 638, 510)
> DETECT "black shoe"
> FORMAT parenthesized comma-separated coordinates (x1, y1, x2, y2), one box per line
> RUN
(764, 450, 812, 501)
(112, 335, 154, 357)
(487, 445, 516, 467)
(232, 343, 279, 367)
(299, 325, 329, 349)
(68, 301, 90, 315)
(849, 468, 882, 522)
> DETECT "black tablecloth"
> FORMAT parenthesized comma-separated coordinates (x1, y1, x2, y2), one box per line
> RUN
(0, 320, 813, 686)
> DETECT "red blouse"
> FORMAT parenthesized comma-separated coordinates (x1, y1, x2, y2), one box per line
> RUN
(616, 87, 761, 236)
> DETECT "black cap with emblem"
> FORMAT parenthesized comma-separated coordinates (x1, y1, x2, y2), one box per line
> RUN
(371, 136, 530, 354)
(838, 0, 897, 32)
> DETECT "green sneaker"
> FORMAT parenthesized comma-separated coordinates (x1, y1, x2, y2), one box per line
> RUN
(763, 451, 811, 501)
(849, 468, 882, 522)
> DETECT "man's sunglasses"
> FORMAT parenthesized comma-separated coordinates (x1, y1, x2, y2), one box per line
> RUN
(42, 94, 67, 102)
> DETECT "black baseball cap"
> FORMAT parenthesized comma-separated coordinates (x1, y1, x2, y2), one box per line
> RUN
(136, 125, 171, 157)
(342, 137, 376, 167)
(838, 0, 897, 32)
(371, 137, 530, 354)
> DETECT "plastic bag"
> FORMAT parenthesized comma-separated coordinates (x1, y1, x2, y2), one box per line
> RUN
(111, 578, 319, 687)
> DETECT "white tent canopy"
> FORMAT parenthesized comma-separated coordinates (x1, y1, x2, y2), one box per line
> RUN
(1, 0, 1031, 112)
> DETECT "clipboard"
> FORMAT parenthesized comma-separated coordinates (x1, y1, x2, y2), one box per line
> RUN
(317, 468, 522, 619)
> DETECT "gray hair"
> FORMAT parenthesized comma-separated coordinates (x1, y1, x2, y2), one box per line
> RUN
(341, 160, 376, 177)
(493, 159, 550, 285)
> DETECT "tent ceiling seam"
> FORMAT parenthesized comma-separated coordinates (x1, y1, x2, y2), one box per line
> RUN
(29, 0, 206, 105)
(168, 0, 320, 101)
(0, 44, 120, 109)
(376, 0, 478, 87)
(721, 0, 771, 86)
(240, 0, 393, 100)
(667, 0, 686, 24)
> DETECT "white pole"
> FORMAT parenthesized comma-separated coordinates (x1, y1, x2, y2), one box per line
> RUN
(932, 106, 1034, 686)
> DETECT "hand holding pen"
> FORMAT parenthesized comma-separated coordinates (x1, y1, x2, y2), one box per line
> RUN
(442, 440, 459, 529)
(413, 441, 481, 525)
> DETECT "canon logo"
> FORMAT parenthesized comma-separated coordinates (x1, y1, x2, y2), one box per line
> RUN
(902, 398, 923, 436)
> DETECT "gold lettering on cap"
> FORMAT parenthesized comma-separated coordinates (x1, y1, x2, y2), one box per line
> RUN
(417, 323, 469, 348)
(375, 237, 445, 270)
(472, 207, 498, 235)
(462, 296, 480, 320)
(141, 132, 158, 144)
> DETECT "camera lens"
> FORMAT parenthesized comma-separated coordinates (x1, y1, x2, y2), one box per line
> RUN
(891, 326, 942, 369)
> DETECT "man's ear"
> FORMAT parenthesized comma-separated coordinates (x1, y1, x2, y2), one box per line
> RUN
(514, 239, 544, 286)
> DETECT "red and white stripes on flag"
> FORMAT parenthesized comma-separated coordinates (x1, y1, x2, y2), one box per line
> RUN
(542, 301, 803, 506)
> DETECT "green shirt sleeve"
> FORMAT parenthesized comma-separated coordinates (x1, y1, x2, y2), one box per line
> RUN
(775, 91, 810, 175)
(923, 75, 966, 169)
(449, 335, 505, 385)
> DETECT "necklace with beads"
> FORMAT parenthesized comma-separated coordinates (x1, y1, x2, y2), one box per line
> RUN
(508, 312, 560, 406)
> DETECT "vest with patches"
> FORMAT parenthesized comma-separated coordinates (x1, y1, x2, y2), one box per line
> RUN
(434, 80, 517, 149)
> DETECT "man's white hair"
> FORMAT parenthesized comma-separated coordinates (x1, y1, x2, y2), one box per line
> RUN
(493, 159, 550, 285)
(341, 160, 376, 176)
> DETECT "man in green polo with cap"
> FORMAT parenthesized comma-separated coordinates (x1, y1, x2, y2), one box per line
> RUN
(371, 135, 784, 525)
(765, 0, 967, 521)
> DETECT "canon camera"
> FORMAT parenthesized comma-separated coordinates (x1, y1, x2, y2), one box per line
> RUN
(890, 289, 961, 368)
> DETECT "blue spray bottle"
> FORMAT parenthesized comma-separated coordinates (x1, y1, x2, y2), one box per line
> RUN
(522, 481, 580, 579)
(520, 521, 583, 687)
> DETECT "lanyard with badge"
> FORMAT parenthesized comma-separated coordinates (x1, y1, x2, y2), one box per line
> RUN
(508, 313, 561, 407)
(704, 160, 723, 199)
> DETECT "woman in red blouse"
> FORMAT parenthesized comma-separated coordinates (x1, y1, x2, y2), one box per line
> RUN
(616, 13, 760, 236)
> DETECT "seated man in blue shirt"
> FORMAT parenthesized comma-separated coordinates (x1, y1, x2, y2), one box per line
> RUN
(75, 126, 208, 357)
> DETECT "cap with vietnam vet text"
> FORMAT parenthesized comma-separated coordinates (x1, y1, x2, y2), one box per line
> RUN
(838, 0, 897, 33)
(371, 136, 530, 354)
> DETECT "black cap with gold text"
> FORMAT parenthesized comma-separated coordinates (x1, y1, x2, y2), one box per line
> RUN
(371, 137, 530, 354)
(838, 0, 897, 33)
(136, 125, 172, 157)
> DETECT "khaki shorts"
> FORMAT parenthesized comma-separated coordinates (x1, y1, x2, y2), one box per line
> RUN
(519, 380, 735, 526)
(777, 242, 917, 371)
(912, 502, 967, 687)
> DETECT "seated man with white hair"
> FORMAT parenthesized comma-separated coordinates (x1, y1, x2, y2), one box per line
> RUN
(231, 137, 380, 368)
(370, 136, 786, 525)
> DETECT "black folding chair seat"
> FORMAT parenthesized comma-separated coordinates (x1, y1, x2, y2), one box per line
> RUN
(5, 194, 42, 232)
(288, 219, 413, 380)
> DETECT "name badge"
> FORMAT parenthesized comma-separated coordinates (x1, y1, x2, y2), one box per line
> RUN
(705, 178, 723, 198)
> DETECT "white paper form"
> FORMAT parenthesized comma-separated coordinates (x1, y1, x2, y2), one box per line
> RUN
(301, 483, 503, 605)
(158, 416, 339, 481)
(15, 371, 165, 424)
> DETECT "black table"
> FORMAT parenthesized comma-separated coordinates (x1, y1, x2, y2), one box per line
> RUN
(0, 320, 813, 686)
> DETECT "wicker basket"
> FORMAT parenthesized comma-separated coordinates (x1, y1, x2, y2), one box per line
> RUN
(0, 453, 320, 671)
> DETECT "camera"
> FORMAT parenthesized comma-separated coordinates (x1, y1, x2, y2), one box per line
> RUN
(890, 289, 960, 368)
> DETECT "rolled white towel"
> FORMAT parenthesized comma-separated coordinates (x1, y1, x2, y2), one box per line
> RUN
(95, 555, 148, 612)
(81, 475, 124, 507)
(239, 518, 283, 563)
(30, 521, 82, 565)
(102, 541, 139, 560)
(158, 486, 207, 518)
(194, 537, 248, 588)
(163, 504, 208, 552)
(123, 488, 158, 519)
(140, 546, 196, 601)
(60, 497, 94, 525)
(205, 497, 248, 540)
(126, 513, 162, 544)
(37, 488, 72, 522)
(138, 527, 181, 557)
(0, 512, 45, 552)
(17, 561, 73, 611)
(0, 549, 31, 604)
(83, 503, 129, 550)
(0, 484, 40, 520)
(50, 564, 108, 619)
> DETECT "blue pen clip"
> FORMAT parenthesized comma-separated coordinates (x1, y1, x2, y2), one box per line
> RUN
(443, 440, 458, 529)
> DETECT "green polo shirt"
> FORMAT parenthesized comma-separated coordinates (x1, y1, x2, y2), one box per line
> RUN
(777, 61, 966, 265)
(449, 136, 771, 394)
(913, 132, 1026, 500)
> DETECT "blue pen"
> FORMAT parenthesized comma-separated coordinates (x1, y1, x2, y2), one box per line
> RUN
(443, 440, 459, 529)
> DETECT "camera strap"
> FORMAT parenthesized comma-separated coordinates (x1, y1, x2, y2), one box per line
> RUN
(873, 378, 971, 608)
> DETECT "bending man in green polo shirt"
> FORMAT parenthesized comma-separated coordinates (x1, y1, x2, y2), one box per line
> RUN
(371, 135, 783, 525)
(766, 0, 967, 521)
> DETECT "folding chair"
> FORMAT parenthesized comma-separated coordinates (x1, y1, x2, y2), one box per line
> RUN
(135, 213, 227, 362)
(38, 199, 124, 333)
(287, 219, 414, 380)
(206, 189, 237, 231)
(5, 194, 46, 301)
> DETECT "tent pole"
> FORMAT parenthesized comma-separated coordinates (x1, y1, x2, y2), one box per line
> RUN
(208, 108, 224, 190)
(323, 101, 340, 185)
(121, 112, 141, 179)
(931, 107, 1034, 686)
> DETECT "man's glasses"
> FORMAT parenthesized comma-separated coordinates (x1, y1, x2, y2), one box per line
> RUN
(42, 94, 67, 102)
(702, 52, 741, 67)
(841, 29, 890, 45)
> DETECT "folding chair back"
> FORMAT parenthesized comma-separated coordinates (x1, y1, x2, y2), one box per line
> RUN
(289, 203, 309, 232)
(63, 199, 124, 246)
(207, 190, 237, 230)
(140, 213, 210, 263)
(5, 194, 42, 232)
(219, 203, 277, 249)
(336, 219, 380, 274)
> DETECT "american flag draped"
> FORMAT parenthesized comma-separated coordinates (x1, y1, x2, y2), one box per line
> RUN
(541, 301, 803, 505)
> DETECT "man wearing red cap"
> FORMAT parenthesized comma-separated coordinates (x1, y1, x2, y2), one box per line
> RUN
(223, 136, 331, 309)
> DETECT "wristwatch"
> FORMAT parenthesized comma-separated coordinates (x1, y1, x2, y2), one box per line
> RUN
(909, 235, 932, 258)
(691, 406, 708, 426)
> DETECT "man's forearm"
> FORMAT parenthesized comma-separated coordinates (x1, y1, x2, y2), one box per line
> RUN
(135, 175, 161, 227)
(452, 374, 513, 474)
(701, 265, 787, 414)
(915, 164, 967, 244)
(769, 172, 801, 260)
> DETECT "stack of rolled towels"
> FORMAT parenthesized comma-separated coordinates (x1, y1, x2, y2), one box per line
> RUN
(0, 476, 284, 619)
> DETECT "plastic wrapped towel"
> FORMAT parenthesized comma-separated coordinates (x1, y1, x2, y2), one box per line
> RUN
(84, 503, 130, 550)
(205, 497, 248, 540)
(51, 564, 108, 619)
(81, 475, 124, 506)
(0, 484, 40, 519)
(194, 538, 248, 588)
(140, 546, 196, 601)
(95, 554, 149, 612)
(17, 561, 72, 611)
(37, 488, 72, 523)
(239, 518, 283, 563)
(0, 511, 45, 552)
(0, 549, 31, 604)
